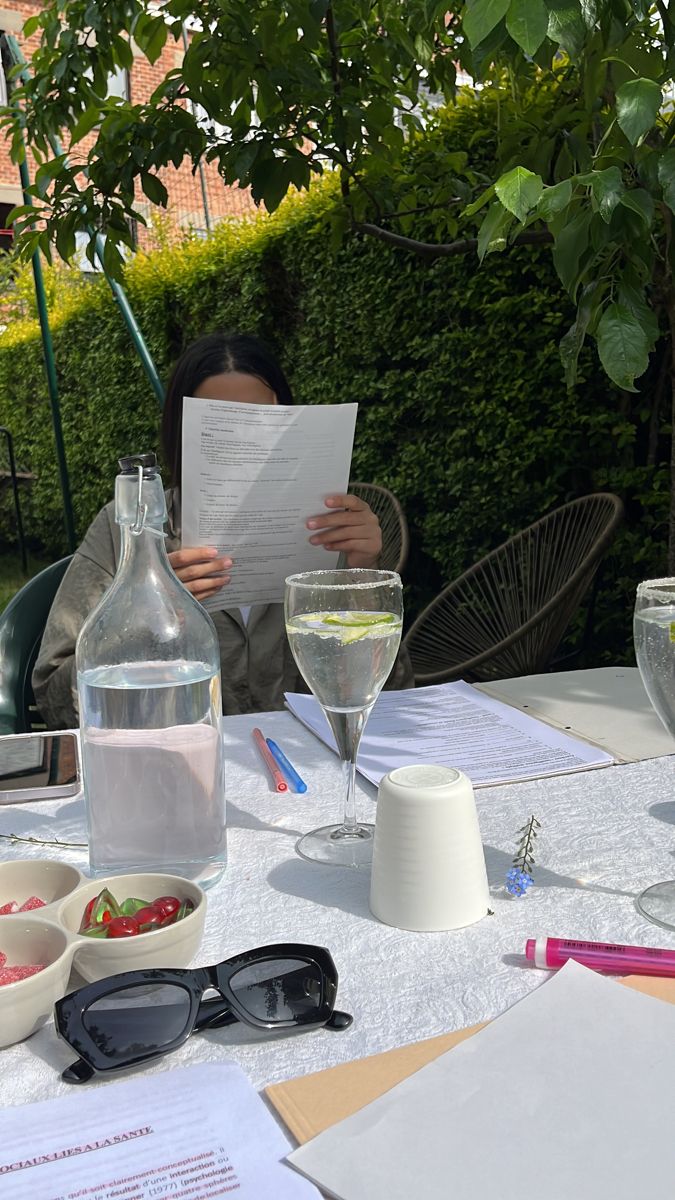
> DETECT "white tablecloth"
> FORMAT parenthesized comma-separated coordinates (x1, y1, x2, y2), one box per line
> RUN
(1, 710, 674, 1108)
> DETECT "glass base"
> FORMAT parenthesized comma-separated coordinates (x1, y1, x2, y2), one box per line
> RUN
(296, 823, 374, 868)
(635, 880, 675, 931)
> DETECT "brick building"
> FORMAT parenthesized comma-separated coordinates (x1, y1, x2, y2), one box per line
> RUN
(0, 2, 255, 250)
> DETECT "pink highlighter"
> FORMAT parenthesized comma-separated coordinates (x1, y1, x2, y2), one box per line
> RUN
(525, 937, 675, 978)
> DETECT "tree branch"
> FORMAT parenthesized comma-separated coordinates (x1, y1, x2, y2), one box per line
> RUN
(355, 222, 553, 258)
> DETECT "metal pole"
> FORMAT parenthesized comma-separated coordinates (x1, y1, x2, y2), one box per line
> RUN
(15, 136, 77, 552)
(4, 34, 165, 409)
(182, 23, 212, 234)
(0, 426, 28, 571)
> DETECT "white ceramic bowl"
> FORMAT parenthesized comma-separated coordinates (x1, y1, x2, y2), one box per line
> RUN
(0, 859, 85, 916)
(0, 865, 207, 1046)
(59, 872, 206, 982)
(0, 919, 72, 1048)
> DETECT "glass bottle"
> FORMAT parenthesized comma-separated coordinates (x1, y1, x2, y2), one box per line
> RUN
(76, 453, 226, 887)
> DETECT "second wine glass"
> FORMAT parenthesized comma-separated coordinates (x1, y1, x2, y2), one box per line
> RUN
(285, 568, 403, 867)
(634, 577, 675, 929)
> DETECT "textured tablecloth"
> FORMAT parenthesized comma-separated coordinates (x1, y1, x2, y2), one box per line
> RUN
(1, 710, 674, 1109)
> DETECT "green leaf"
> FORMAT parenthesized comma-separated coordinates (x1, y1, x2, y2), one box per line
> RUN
(70, 105, 102, 147)
(596, 302, 650, 390)
(477, 202, 513, 260)
(552, 207, 591, 296)
(619, 188, 654, 227)
(559, 280, 600, 387)
(537, 179, 572, 221)
(658, 148, 675, 215)
(506, 0, 549, 55)
(545, 0, 587, 58)
(585, 166, 624, 222)
(463, 183, 495, 217)
(617, 279, 659, 347)
(495, 166, 543, 221)
(463, 0, 511, 48)
(141, 173, 168, 206)
(22, 14, 41, 37)
(616, 78, 662, 146)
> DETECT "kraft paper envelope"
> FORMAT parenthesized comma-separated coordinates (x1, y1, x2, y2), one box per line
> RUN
(266, 972, 675, 1144)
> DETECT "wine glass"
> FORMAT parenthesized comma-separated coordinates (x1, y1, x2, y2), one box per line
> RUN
(285, 568, 403, 867)
(634, 578, 675, 928)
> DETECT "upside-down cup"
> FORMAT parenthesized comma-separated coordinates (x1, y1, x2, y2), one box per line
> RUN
(370, 765, 490, 932)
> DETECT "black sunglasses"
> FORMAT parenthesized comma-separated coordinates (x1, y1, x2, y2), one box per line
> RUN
(55, 942, 352, 1084)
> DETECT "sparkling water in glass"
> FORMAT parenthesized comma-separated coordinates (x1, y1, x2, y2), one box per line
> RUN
(285, 569, 403, 867)
(634, 578, 675, 928)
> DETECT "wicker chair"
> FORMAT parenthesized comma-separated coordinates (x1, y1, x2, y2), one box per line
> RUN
(403, 493, 624, 685)
(349, 481, 410, 576)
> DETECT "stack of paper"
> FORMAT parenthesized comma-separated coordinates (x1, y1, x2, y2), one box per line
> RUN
(0, 1063, 318, 1200)
(285, 681, 615, 787)
(287, 963, 675, 1199)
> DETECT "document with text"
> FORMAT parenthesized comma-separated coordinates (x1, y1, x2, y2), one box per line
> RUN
(0, 1062, 319, 1200)
(285, 681, 615, 787)
(181, 397, 358, 607)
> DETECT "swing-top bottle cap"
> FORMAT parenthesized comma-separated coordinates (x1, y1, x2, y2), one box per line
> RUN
(118, 452, 158, 477)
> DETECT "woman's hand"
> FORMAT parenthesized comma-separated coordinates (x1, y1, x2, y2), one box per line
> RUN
(168, 547, 232, 601)
(306, 494, 382, 569)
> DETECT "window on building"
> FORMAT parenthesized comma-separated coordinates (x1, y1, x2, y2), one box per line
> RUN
(0, 204, 15, 254)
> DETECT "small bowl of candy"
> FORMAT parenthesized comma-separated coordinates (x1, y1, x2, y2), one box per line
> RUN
(58, 872, 206, 983)
(0, 918, 72, 1048)
(0, 859, 85, 916)
(0, 864, 206, 1045)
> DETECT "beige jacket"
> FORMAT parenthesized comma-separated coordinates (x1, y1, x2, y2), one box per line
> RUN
(33, 490, 414, 730)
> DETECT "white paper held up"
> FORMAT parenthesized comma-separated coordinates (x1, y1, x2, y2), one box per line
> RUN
(289, 961, 675, 1200)
(285, 680, 615, 787)
(0, 1062, 319, 1200)
(181, 397, 358, 607)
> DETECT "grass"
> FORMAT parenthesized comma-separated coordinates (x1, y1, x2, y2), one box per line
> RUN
(0, 550, 51, 613)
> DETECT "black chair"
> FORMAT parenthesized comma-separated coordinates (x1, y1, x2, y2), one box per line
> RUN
(403, 494, 624, 685)
(349, 481, 410, 576)
(0, 556, 72, 734)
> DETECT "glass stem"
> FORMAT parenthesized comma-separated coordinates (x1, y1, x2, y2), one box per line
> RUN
(326, 707, 369, 836)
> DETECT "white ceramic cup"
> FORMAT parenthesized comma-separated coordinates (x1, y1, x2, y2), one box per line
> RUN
(370, 764, 490, 931)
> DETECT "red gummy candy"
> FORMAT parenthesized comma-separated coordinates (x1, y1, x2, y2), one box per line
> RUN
(0, 902, 18, 915)
(0, 964, 45, 985)
(19, 896, 46, 912)
(134, 906, 163, 932)
(105, 916, 139, 938)
(152, 895, 181, 921)
(0, 952, 6, 969)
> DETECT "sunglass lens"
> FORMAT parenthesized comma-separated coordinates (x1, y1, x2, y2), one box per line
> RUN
(82, 983, 191, 1061)
(229, 958, 323, 1022)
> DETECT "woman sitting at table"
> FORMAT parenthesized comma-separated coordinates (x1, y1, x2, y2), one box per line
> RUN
(33, 331, 414, 729)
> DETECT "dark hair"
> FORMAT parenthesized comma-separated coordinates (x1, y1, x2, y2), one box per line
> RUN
(161, 331, 294, 487)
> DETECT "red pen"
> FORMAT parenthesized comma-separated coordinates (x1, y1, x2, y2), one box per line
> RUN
(252, 727, 288, 792)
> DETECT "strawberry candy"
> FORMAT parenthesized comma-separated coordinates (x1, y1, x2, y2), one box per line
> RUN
(0, 895, 47, 915)
(0, 963, 45, 986)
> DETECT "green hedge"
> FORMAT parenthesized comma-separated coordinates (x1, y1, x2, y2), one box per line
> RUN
(0, 97, 669, 664)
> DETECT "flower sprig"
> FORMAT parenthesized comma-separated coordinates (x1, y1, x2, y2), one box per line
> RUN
(506, 815, 541, 897)
(0, 833, 86, 851)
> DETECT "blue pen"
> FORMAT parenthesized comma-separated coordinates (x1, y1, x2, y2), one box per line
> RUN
(265, 738, 308, 794)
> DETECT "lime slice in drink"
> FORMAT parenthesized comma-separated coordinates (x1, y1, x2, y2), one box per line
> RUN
(323, 612, 397, 627)
(670, 622, 675, 644)
(321, 611, 398, 644)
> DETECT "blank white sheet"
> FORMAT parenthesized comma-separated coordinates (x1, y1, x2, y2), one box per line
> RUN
(289, 961, 675, 1200)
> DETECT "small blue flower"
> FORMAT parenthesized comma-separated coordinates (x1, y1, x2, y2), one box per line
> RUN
(505, 867, 534, 897)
